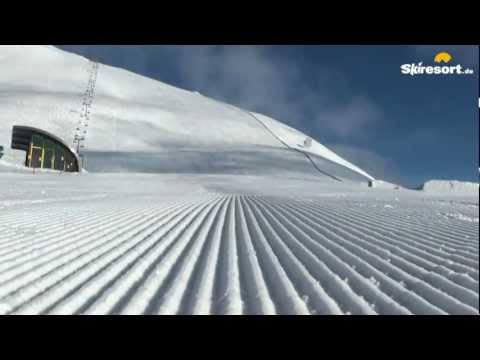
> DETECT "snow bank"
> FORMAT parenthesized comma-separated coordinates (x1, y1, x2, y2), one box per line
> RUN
(422, 180, 479, 194)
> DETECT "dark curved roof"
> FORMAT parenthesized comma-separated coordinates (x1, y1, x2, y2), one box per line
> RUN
(11, 125, 80, 167)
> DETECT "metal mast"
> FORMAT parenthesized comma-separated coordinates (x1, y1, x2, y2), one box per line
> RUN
(73, 60, 99, 169)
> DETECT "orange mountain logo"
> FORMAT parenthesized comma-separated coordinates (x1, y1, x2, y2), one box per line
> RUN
(434, 52, 452, 64)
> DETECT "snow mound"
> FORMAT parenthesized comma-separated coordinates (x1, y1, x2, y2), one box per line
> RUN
(422, 180, 479, 194)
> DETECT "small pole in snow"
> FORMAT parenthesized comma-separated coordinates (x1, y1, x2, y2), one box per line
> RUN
(304, 137, 312, 148)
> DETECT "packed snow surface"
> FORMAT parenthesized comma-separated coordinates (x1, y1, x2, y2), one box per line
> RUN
(0, 173, 477, 315)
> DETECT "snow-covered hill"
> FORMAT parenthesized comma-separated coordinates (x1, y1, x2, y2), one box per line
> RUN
(0, 45, 373, 181)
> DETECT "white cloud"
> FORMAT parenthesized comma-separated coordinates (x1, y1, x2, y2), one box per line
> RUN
(327, 143, 404, 185)
(159, 46, 308, 121)
(156, 45, 383, 138)
(313, 95, 383, 138)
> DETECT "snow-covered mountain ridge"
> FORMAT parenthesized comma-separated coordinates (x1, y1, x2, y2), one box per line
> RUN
(0, 45, 373, 181)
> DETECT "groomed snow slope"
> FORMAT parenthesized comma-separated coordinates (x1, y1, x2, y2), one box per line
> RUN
(0, 45, 373, 181)
(0, 174, 477, 315)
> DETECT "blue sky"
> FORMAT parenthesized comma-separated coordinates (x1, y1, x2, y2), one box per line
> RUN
(58, 45, 479, 188)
